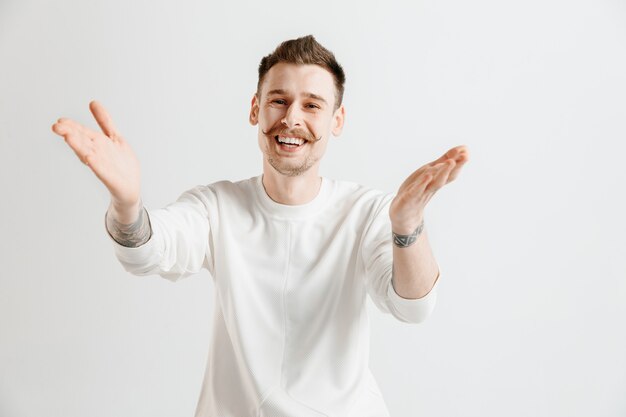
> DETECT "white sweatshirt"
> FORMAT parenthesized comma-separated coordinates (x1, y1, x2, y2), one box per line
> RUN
(106, 174, 439, 417)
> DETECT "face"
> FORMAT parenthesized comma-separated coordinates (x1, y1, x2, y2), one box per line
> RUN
(249, 63, 345, 177)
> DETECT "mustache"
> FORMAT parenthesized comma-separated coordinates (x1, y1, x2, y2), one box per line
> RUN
(262, 126, 322, 142)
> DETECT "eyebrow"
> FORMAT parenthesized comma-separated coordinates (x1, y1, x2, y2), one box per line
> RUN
(266, 89, 328, 105)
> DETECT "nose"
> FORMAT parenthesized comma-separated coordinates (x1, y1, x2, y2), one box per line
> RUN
(281, 103, 303, 128)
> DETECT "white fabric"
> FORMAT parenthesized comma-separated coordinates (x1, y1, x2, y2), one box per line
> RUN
(106, 174, 439, 417)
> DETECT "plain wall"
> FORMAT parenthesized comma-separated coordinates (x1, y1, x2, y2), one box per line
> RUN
(1, 0, 625, 416)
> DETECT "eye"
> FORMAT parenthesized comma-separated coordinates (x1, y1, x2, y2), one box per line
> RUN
(272, 99, 286, 105)
(306, 104, 321, 109)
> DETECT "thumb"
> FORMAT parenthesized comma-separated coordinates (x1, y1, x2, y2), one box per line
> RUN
(89, 100, 120, 139)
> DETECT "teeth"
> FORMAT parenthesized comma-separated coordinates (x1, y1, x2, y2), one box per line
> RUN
(277, 136, 305, 145)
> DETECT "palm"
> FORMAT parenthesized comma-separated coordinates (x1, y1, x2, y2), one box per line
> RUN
(389, 145, 469, 232)
(52, 100, 141, 207)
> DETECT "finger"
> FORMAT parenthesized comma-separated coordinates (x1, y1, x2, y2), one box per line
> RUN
(427, 146, 464, 167)
(59, 118, 104, 144)
(404, 162, 444, 196)
(399, 146, 468, 192)
(426, 159, 456, 192)
(52, 120, 96, 164)
(457, 147, 470, 160)
(427, 145, 468, 168)
(400, 156, 441, 191)
(89, 100, 121, 141)
(406, 169, 434, 195)
(399, 172, 433, 211)
(62, 129, 95, 165)
(51, 117, 74, 135)
(446, 154, 468, 183)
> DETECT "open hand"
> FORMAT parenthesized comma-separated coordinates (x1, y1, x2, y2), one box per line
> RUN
(389, 145, 469, 233)
(51, 100, 141, 208)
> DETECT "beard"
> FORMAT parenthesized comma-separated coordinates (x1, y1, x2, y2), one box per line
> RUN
(264, 141, 319, 177)
(261, 125, 322, 177)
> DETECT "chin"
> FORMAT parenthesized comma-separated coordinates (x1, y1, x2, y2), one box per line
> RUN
(267, 157, 315, 177)
(271, 163, 311, 177)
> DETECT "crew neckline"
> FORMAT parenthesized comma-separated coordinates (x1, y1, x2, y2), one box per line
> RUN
(254, 174, 333, 219)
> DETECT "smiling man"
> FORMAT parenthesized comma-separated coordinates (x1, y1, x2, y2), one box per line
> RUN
(51, 35, 468, 417)
(256, 65, 335, 168)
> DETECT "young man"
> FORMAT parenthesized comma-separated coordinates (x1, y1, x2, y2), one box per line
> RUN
(52, 35, 468, 417)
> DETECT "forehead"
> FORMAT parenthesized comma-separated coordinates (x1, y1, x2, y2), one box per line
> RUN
(260, 63, 335, 101)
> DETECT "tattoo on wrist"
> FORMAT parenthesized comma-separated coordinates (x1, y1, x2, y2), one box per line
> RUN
(392, 219, 425, 248)
(105, 203, 152, 248)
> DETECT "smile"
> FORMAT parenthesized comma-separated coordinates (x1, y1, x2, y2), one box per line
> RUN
(274, 135, 306, 151)
(275, 135, 306, 145)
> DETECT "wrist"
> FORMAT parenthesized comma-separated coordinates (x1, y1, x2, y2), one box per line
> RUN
(108, 198, 143, 225)
(391, 215, 424, 235)
(392, 218, 425, 248)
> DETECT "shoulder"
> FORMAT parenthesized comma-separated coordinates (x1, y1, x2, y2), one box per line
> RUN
(329, 177, 395, 206)
(171, 176, 257, 207)
(193, 176, 264, 215)
(326, 177, 396, 217)
(183, 175, 256, 197)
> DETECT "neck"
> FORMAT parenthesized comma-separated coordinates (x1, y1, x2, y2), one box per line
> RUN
(261, 168, 322, 205)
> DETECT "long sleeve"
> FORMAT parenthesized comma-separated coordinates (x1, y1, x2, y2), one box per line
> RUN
(105, 185, 215, 282)
(360, 192, 439, 324)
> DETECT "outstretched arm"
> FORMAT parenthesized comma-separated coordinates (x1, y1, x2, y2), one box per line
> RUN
(389, 145, 469, 299)
(52, 100, 150, 246)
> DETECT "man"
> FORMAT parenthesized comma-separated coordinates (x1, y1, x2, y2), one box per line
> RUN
(52, 35, 468, 417)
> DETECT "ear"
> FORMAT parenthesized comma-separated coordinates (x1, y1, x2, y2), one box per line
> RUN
(249, 93, 259, 126)
(331, 105, 345, 137)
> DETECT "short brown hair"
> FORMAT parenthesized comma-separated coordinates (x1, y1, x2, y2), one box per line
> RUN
(256, 35, 346, 111)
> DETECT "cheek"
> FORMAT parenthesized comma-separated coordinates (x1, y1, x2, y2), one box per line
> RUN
(313, 119, 333, 137)
(258, 133, 271, 152)
(260, 107, 283, 124)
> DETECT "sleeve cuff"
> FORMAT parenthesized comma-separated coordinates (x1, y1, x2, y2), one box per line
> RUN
(386, 267, 440, 323)
(104, 208, 163, 267)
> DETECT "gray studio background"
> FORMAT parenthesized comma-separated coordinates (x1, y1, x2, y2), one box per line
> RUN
(1, 0, 625, 416)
